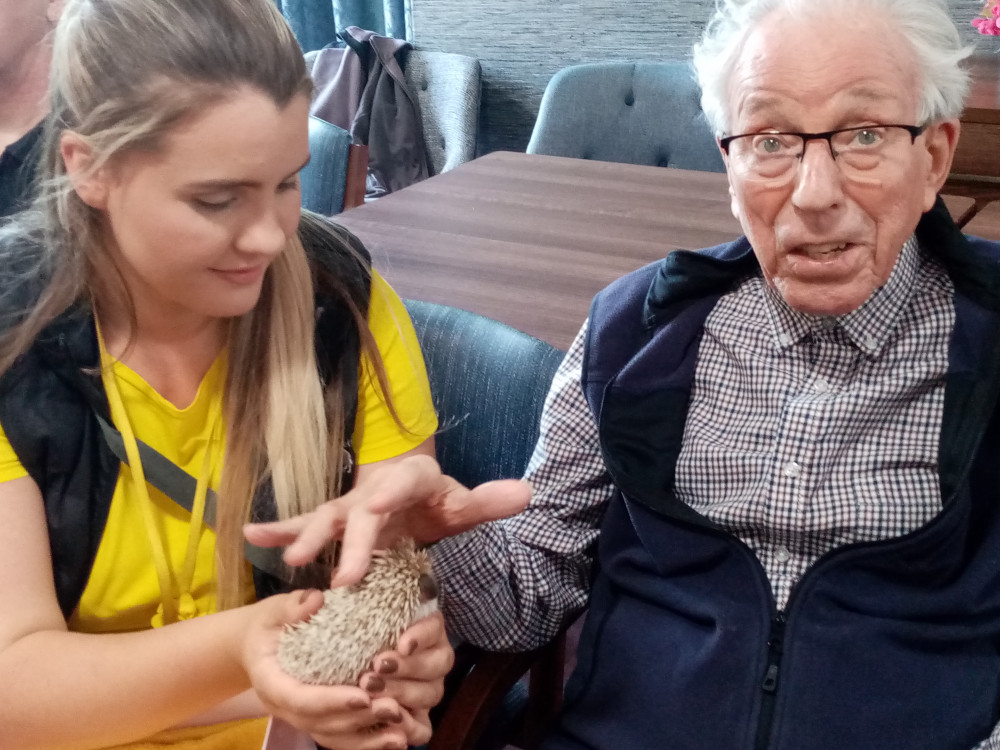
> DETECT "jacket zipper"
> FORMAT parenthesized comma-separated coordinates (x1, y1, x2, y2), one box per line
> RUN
(754, 610, 786, 750)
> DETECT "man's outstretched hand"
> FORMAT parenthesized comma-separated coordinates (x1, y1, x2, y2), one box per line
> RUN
(244, 454, 531, 587)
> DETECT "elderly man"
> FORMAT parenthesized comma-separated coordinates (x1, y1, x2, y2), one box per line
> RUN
(249, 0, 1000, 747)
(0, 0, 61, 218)
(436, 0, 999, 746)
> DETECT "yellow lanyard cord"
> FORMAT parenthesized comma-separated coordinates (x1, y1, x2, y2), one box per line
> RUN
(97, 322, 221, 628)
(176, 417, 219, 621)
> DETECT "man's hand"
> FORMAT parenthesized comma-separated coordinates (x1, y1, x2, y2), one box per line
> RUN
(243, 454, 530, 586)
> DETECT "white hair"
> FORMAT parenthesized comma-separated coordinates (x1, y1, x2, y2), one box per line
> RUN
(692, 0, 974, 135)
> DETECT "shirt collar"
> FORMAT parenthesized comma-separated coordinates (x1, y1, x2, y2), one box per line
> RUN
(762, 235, 921, 357)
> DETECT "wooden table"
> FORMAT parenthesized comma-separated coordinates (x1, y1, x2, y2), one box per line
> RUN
(336, 152, 983, 350)
(337, 151, 742, 350)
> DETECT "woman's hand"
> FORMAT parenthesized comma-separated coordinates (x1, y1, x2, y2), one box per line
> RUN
(241, 590, 417, 750)
(357, 611, 454, 746)
(244, 454, 530, 586)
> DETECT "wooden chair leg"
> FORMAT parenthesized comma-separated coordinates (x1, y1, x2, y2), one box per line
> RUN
(343, 144, 369, 210)
(429, 630, 569, 750)
(429, 647, 542, 750)
(513, 630, 566, 750)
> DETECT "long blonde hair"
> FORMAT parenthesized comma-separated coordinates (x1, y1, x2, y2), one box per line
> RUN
(0, 0, 378, 609)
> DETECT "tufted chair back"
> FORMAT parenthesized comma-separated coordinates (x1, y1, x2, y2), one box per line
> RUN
(527, 61, 725, 172)
(402, 50, 482, 176)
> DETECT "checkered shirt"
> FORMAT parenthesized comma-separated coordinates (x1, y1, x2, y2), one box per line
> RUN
(433, 237, 955, 646)
(677, 237, 953, 607)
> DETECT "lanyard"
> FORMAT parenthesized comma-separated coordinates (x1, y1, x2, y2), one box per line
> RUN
(97, 322, 221, 627)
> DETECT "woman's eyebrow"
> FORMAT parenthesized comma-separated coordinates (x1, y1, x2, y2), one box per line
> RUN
(187, 157, 311, 190)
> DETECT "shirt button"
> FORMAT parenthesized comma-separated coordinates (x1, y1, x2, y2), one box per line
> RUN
(775, 545, 791, 563)
(862, 333, 877, 350)
(813, 378, 831, 394)
(782, 461, 802, 478)
(777, 333, 793, 347)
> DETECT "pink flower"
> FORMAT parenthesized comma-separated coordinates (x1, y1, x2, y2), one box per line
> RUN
(974, 0, 1000, 35)
(973, 16, 1000, 35)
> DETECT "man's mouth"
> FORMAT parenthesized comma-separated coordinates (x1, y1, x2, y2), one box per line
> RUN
(795, 242, 851, 260)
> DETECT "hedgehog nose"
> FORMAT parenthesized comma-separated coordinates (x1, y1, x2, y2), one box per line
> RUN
(418, 573, 439, 603)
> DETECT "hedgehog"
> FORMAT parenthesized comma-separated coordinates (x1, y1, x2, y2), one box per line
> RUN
(277, 538, 440, 685)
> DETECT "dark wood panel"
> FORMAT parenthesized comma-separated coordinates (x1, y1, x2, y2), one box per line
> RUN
(952, 121, 1000, 179)
(945, 54, 1000, 201)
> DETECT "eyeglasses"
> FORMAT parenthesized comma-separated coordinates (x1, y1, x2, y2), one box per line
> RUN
(719, 124, 926, 182)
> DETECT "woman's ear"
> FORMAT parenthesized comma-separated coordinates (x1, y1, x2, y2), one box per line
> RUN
(61, 132, 109, 209)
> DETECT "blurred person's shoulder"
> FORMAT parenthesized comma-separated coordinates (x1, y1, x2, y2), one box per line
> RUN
(0, 121, 44, 220)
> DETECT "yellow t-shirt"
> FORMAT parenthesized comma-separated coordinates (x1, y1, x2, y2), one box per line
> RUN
(0, 271, 436, 745)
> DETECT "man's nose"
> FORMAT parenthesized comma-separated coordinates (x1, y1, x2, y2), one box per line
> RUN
(791, 138, 845, 211)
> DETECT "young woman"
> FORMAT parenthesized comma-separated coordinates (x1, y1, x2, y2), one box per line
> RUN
(0, 0, 456, 747)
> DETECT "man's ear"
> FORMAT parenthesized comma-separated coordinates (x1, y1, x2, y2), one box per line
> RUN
(61, 132, 110, 209)
(922, 118, 960, 212)
(718, 140, 741, 220)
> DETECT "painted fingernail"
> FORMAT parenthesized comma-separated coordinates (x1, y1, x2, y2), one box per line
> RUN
(377, 658, 398, 674)
(364, 675, 385, 693)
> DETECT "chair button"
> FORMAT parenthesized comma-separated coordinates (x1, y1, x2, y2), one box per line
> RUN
(624, 91, 635, 106)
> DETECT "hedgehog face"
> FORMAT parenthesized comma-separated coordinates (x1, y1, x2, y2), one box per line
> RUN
(278, 539, 440, 685)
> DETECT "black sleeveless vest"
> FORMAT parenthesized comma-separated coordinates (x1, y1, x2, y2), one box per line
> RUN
(0, 214, 372, 617)
(543, 200, 1000, 750)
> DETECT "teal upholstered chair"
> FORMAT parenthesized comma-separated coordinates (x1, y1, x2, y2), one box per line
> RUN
(301, 115, 354, 216)
(301, 115, 367, 215)
(403, 299, 563, 488)
(402, 300, 568, 750)
(527, 61, 725, 172)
